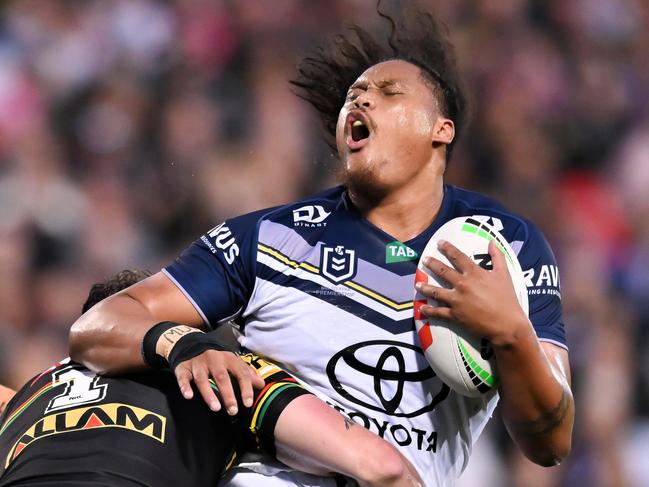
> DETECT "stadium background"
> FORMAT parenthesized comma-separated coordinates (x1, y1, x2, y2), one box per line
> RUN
(0, 0, 647, 485)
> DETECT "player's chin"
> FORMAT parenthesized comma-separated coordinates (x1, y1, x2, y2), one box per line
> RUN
(340, 161, 390, 201)
(342, 152, 371, 177)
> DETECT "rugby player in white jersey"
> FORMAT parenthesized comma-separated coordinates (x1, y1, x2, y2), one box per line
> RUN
(69, 5, 574, 486)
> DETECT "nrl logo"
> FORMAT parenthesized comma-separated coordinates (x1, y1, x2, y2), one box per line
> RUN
(321, 245, 356, 283)
(293, 205, 330, 227)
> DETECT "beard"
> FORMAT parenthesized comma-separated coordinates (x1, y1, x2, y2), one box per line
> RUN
(337, 156, 391, 206)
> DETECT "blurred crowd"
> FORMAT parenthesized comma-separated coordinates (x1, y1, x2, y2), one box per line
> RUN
(0, 0, 647, 486)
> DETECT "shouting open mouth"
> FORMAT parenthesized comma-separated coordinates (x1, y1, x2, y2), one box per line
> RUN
(345, 111, 372, 151)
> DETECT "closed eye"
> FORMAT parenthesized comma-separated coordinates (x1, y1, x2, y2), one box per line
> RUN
(346, 90, 363, 101)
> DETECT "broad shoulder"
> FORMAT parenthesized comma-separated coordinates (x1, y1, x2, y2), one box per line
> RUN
(224, 186, 345, 231)
(447, 185, 546, 251)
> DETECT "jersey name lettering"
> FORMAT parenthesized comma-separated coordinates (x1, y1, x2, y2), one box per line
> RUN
(6, 403, 166, 468)
(523, 265, 560, 288)
(205, 224, 240, 264)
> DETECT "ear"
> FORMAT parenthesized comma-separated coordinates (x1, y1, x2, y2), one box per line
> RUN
(432, 117, 455, 147)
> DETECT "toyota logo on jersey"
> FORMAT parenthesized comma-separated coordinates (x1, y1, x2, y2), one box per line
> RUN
(326, 340, 450, 418)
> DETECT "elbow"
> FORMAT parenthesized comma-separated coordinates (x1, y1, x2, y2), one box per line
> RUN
(529, 452, 569, 468)
(68, 311, 106, 372)
(514, 388, 575, 467)
(68, 322, 85, 362)
(68, 327, 110, 376)
(356, 440, 411, 487)
(68, 315, 91, 363)
(525, 436, 572, 467)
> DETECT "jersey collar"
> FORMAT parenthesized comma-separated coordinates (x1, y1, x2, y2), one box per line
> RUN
(338, 184, 456, 246)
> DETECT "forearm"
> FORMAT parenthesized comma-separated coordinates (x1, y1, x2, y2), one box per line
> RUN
(494, 321, 574, 466)
(69, 272, 206, 375)
(274, 395, 423, 486)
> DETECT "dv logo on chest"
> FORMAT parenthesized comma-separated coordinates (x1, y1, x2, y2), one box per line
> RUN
(321, 245, 356, 283)
(293, 205, 330, 227)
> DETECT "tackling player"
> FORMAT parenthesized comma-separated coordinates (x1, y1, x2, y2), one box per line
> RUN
(1, 270, 423, 486)
(69, 4, 574, 486)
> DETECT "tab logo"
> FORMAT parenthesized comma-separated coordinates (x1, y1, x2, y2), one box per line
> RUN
(293, 205, 330, 227)
(321, 245, 356, 283)
(386, 241, 418, 264)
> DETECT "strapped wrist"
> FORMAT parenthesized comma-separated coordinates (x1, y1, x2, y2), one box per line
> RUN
(141, 321, 203, 369)
(167, 332, 233, 372)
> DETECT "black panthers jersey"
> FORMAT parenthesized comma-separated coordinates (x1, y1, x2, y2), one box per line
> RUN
(0, 355, 308, 486)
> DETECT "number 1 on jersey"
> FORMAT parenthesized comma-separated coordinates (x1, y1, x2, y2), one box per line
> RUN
(45, 366, 108, 413)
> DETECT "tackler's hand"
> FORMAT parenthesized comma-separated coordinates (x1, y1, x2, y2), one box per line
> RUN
(414, 239, 529, 346)
(142, 322, 264, 415)
(172, 345, 265, 415)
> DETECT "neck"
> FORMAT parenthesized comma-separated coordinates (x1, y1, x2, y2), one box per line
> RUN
(348, 172, 445, 242)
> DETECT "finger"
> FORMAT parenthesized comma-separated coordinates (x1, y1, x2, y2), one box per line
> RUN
(420, 304, 454, 321)
(422, 255, 461, 285)
(175, 365, 194, 400)
(437, 239, 473, 273)
(231, 365, 255, 409)
(209, 362, 238, 416)
(192, 364, 222, 412)
(414, 282, 453, 304)
(236, 353, 265, 391)
(488, 239, 506, 271)
(249, 366, 265, 389)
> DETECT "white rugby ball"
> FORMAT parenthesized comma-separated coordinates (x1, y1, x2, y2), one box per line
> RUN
(413, 216, 529, 398)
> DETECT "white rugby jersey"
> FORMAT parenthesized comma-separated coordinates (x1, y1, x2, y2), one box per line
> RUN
(164, 185, 566, 486)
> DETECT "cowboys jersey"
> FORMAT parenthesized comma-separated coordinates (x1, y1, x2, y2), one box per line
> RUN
(164, 185, 566, 486)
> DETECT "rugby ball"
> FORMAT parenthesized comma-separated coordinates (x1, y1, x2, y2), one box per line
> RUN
(413, 216, 529, 398)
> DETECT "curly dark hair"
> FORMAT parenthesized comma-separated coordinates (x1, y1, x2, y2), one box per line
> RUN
(290, 1, 467, 161)
(82, 269, 152, 313)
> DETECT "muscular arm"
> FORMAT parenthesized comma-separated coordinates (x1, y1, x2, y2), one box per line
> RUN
(418, 240, 574, 466)
(69, 271, 263, 414)
(274, 395, 423, 487)
(69, 272, 205, 375)
(494, 332, 573, 466)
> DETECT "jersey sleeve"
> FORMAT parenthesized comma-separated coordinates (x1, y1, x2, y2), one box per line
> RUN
(163, 211, 263, 329)
(515, 222, 567, 349)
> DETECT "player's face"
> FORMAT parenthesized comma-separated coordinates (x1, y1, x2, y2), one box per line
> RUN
(336, 60, 450, 197)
